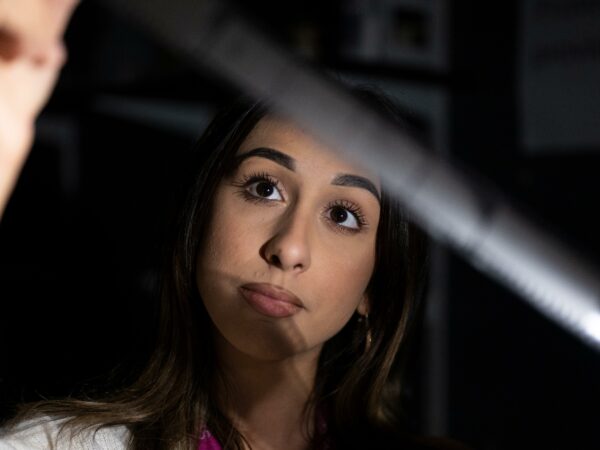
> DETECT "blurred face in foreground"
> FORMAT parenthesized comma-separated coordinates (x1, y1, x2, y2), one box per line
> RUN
(196, 116, 381, 363)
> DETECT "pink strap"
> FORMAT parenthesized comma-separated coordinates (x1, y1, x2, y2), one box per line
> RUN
(198, 429, 222, 450)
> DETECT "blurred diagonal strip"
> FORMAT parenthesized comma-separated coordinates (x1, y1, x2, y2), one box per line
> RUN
(98, 0, 600, 351)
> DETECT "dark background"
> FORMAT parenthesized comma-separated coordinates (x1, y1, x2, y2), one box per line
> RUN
(1, 1, 599, 449)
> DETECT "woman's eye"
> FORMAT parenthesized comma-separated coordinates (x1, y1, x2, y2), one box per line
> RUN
(247, 180, 283, 201)
(329, 205, 359, 229)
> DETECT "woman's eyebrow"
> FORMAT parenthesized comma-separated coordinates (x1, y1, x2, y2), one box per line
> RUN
(332, 174, 381, 203)
(235, 147, 380, 202)
(234, 147, 296, 171)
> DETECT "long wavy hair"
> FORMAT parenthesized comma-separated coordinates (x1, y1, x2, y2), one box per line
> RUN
(4, 86, 429, 449)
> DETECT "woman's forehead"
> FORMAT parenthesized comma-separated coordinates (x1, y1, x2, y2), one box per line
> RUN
(238, 116, 380, 186)
(239, 116, 322, 153)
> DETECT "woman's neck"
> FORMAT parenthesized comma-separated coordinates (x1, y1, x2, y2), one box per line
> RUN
(215, 336, 321, 450)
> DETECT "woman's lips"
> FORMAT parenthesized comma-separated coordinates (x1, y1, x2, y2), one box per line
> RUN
(239, 283, 303, 318)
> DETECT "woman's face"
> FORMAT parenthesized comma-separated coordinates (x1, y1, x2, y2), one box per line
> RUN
(196, 116, 381, 362)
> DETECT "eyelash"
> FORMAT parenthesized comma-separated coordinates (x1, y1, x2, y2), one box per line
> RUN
(231, 171, 284, 204)
(323, 199, 368, 234)
(231, 172, 368, 233)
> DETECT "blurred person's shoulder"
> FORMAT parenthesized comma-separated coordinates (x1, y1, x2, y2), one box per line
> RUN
(0, 415, 129, 450)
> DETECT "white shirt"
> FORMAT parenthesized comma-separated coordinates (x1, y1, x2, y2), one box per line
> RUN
(0, 417, 129, 450)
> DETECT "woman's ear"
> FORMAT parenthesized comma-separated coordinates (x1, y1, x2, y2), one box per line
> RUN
(357, 294, 369, 316)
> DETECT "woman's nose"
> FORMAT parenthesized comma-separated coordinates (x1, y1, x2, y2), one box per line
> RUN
(261, 209, 312, 273)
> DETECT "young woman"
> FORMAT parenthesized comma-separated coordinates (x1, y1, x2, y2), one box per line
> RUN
(1, 90, 439, 449)
(0, 2, 467, 449)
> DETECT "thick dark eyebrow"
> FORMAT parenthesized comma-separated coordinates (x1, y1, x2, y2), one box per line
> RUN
(234, 147, 296, 171)
(235, 147, 380, 203)
(332, 174, 381, 203)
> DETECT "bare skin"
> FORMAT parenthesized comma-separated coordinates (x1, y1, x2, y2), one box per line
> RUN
(0, 0, 79, 219)
(216, 338, 319, 450)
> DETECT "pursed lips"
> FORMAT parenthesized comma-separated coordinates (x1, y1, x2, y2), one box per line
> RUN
(240, 283, 304, 307)
(239, 283, 305, 318)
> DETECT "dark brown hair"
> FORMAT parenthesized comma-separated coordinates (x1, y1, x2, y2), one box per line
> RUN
(4, 86, 428, 449)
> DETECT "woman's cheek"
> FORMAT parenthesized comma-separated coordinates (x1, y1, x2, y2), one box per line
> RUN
(311, 241, 375, 310)
(202, 195, 272, 278)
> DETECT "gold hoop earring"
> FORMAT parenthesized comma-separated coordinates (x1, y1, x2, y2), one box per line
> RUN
(358, 313, 372, 353)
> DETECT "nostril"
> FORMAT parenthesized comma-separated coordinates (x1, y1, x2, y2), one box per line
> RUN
(269, 254, 282, 267)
